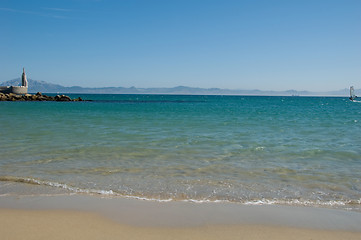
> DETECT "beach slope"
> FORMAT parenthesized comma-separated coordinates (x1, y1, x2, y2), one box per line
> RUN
(1, 207, 361, 240)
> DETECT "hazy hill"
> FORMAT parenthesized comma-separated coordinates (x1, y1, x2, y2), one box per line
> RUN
(0, 78, 353, 96)
(1, 78, 67, 93)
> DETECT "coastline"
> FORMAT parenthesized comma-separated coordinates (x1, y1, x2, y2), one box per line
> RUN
(1, 195, 360, 240)
(0, 92, 84, 101)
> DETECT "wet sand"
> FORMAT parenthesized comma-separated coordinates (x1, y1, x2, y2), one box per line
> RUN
(1, 195, 360, 240)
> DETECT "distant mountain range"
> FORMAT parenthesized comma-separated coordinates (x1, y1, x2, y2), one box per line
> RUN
(0, 78, 353, 96)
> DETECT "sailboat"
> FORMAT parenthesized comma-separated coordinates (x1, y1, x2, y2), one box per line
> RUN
(349, 86, 358, 101)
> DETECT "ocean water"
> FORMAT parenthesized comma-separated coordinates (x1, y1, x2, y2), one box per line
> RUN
(0, 95, 360, 210)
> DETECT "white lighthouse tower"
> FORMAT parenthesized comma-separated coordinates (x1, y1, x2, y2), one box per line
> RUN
(22, 68, 28, 87)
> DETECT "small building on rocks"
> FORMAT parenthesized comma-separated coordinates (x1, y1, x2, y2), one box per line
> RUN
(0, 68, 28, 94)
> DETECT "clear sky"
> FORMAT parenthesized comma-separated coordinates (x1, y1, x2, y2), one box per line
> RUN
(1, 0, 360, 91)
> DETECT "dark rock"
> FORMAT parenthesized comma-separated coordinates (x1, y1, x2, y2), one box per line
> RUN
(37, 96, 47, 101)
(0, 93, 7, 101)
(55, 95, 72, 101)
(0, 92, 84, 102)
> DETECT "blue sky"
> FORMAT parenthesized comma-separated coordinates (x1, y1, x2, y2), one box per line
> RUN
(1, 0, 360, 91)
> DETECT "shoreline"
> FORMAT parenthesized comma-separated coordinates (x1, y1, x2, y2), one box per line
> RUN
(1, 194, 361, 227)
(1, 195, 361, 240)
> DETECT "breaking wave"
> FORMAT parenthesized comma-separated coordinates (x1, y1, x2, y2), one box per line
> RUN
(1, 176, 360, 210)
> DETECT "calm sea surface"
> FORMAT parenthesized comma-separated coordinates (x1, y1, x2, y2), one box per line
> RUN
(1, 95, 360, 210)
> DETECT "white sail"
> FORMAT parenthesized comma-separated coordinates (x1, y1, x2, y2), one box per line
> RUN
(350, 86, 357, 101)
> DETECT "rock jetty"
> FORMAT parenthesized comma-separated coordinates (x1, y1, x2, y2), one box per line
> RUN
(0, 92, 84, 102)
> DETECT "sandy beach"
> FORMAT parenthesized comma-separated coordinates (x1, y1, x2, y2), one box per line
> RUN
(1, 195, 360, 240)
(1, 208, 361, 240)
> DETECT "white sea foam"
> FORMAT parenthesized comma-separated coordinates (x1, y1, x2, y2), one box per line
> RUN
(0, 176, 360, 208)
(255, 146, 265, 151)
(126, 196, 174, 202)
(1, 175, 360, 211)
(182, 199, 229, 204)
(0, 176, 117, 197)
(242, 199, 357, 208)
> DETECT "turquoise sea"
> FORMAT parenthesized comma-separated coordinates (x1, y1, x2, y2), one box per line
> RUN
(1, 95, 360, 210)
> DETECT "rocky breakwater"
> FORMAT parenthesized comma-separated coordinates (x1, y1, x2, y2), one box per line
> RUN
(0, 92, 84, 102)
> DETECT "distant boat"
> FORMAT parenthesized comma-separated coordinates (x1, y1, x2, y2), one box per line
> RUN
(349, 86, 358, 101)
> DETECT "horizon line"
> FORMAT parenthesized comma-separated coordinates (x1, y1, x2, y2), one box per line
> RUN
(0, 77, 354, 93)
